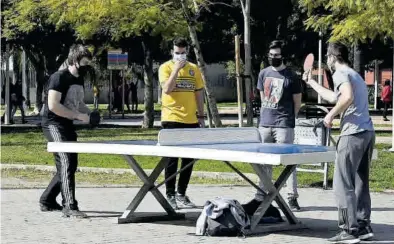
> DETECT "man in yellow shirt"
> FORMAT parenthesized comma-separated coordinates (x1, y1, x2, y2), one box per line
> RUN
(159, 37, 205, 209)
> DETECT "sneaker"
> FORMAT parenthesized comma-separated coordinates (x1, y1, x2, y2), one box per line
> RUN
(328, 230, 360, 244)
(62, 208, 87, 218)
(288, 197, 301, 211)
(358, 225, 374, 240)
(40, 202, 63, 212)
(383, 118, 389, 121)
(175, 193, 196, 208)
(167, 195, 178, 210)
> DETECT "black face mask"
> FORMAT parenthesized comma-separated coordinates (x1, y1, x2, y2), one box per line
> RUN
(268, 57, 283, 67)
(77, 64, 91, 77)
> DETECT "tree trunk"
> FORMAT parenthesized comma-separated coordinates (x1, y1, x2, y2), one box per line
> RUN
(241, 0, 253, 126)
(181, 0, 222, 127)
(353, 41, 364, 79)
(141, 40, 155, 128)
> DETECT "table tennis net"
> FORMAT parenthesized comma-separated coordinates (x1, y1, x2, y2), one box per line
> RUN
(157, 127, 262, 146)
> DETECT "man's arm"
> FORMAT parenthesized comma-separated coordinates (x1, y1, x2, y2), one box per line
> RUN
(161, 61, 186, 94)
(78, 102, 91, 114)
(195, 89, 204, 117)
(48, 90, 88, 121)
(326, 82, 353, 118)
(293, 93, 302, 116)
(303, 71, 337, 103)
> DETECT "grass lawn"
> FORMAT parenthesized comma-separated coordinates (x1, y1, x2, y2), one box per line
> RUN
(1, 127, 393, 191)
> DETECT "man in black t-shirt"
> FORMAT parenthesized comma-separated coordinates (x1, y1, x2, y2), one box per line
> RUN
(40, 44, 93, 218)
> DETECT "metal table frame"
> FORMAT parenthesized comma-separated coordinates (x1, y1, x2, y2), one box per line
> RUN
(118, 155, 304, 235)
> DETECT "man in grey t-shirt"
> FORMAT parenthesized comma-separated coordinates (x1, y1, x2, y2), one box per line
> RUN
(304, 42, 375, 244)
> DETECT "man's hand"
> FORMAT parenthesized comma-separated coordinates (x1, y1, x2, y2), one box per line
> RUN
(174, 60, 186, 71)
(198, 117, 205, 128)
(323, 113, 334, 128)
(302, 69, 312, 83)
(76, 113, 90, 123)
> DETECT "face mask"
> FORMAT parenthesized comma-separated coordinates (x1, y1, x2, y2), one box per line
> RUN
(173, 53, 187, 62)
(268, 57, 282, 67)
(77, 64, 91, 77)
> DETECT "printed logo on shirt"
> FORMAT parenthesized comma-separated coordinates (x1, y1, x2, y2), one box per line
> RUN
(261, 77, 284, 109)
(175, 80, 195, 91)
(189, 69, 195, 76)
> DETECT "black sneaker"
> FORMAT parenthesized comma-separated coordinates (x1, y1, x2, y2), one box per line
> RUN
(175, 193, 196, 208)
(167, 195, 178, 210)
(40, 202, 63, 212)
(328, 230, 360, 244)
(358, 225, 374, 240)
(62, 208, 87, 218)
(288, 197, 301, 211)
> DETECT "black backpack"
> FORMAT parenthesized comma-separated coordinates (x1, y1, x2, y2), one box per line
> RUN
(205, 208, 246, 237)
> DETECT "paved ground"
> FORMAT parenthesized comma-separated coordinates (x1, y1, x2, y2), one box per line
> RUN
(1, 186, 394, 244)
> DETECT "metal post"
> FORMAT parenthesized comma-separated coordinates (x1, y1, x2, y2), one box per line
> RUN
(318, 31, 322, 104)
(22, 50, 27, 109)
(235, 35, 243, 127)
(122, 70, 125, 119)
(109, 71, 112, 118)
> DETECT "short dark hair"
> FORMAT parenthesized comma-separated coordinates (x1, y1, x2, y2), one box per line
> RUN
(67, 44, 92, 65)
(384, 79, 391, 86)
(173, 37, 188, 48)
(269, 40, 283, 50)
(268, 40, 285, 56)
(327, 42, 349, 64)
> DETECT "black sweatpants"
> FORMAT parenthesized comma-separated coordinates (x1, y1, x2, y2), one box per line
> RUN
(40, 124, 79, 210)
(162, 121, 199, 197)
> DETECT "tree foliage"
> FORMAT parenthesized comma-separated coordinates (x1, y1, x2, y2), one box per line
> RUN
(299, 0, 394, 42)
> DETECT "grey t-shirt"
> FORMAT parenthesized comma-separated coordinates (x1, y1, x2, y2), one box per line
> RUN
(333, 66, 374, 136)
(257, 66, 302, 128)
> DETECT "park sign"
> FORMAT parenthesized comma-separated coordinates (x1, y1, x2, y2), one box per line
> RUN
(107, 50, 128, 70)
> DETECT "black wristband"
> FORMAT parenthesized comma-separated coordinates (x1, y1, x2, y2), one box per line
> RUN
(197, 115, 205, 119)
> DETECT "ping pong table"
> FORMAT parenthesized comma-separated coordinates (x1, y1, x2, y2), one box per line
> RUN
(47, 127, 338, 235)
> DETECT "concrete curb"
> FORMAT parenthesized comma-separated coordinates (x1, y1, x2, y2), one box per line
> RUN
(1, 163, 260, 182)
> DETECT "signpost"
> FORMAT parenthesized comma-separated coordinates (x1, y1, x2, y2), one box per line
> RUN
(107, 50, 128, 118)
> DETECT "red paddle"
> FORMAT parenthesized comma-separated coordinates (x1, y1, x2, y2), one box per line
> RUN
(303, 53, 314, 72)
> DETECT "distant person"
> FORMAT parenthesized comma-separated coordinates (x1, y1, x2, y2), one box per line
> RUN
(93, 84, 100, 110)
(381, 79, 392, 121)
(129, 80, 139, 112)
(10, 80, 26, 124)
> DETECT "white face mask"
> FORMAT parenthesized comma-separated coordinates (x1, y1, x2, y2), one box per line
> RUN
(173, 53, 187, 62)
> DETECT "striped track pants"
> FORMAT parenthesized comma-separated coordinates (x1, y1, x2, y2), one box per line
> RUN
(40, 124, 79, 210)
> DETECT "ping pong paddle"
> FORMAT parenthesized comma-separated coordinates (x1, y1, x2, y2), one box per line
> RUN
(303, 53, 314, 72)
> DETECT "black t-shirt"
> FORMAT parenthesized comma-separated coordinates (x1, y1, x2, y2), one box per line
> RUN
(41, 69, 85, 126)
(257, 66, 302, 128)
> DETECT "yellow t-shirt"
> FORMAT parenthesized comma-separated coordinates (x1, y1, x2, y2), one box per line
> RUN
(159, 60, 204, 124)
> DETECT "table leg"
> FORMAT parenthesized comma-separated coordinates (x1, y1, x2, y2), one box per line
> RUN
(118, 156, 185, 224)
